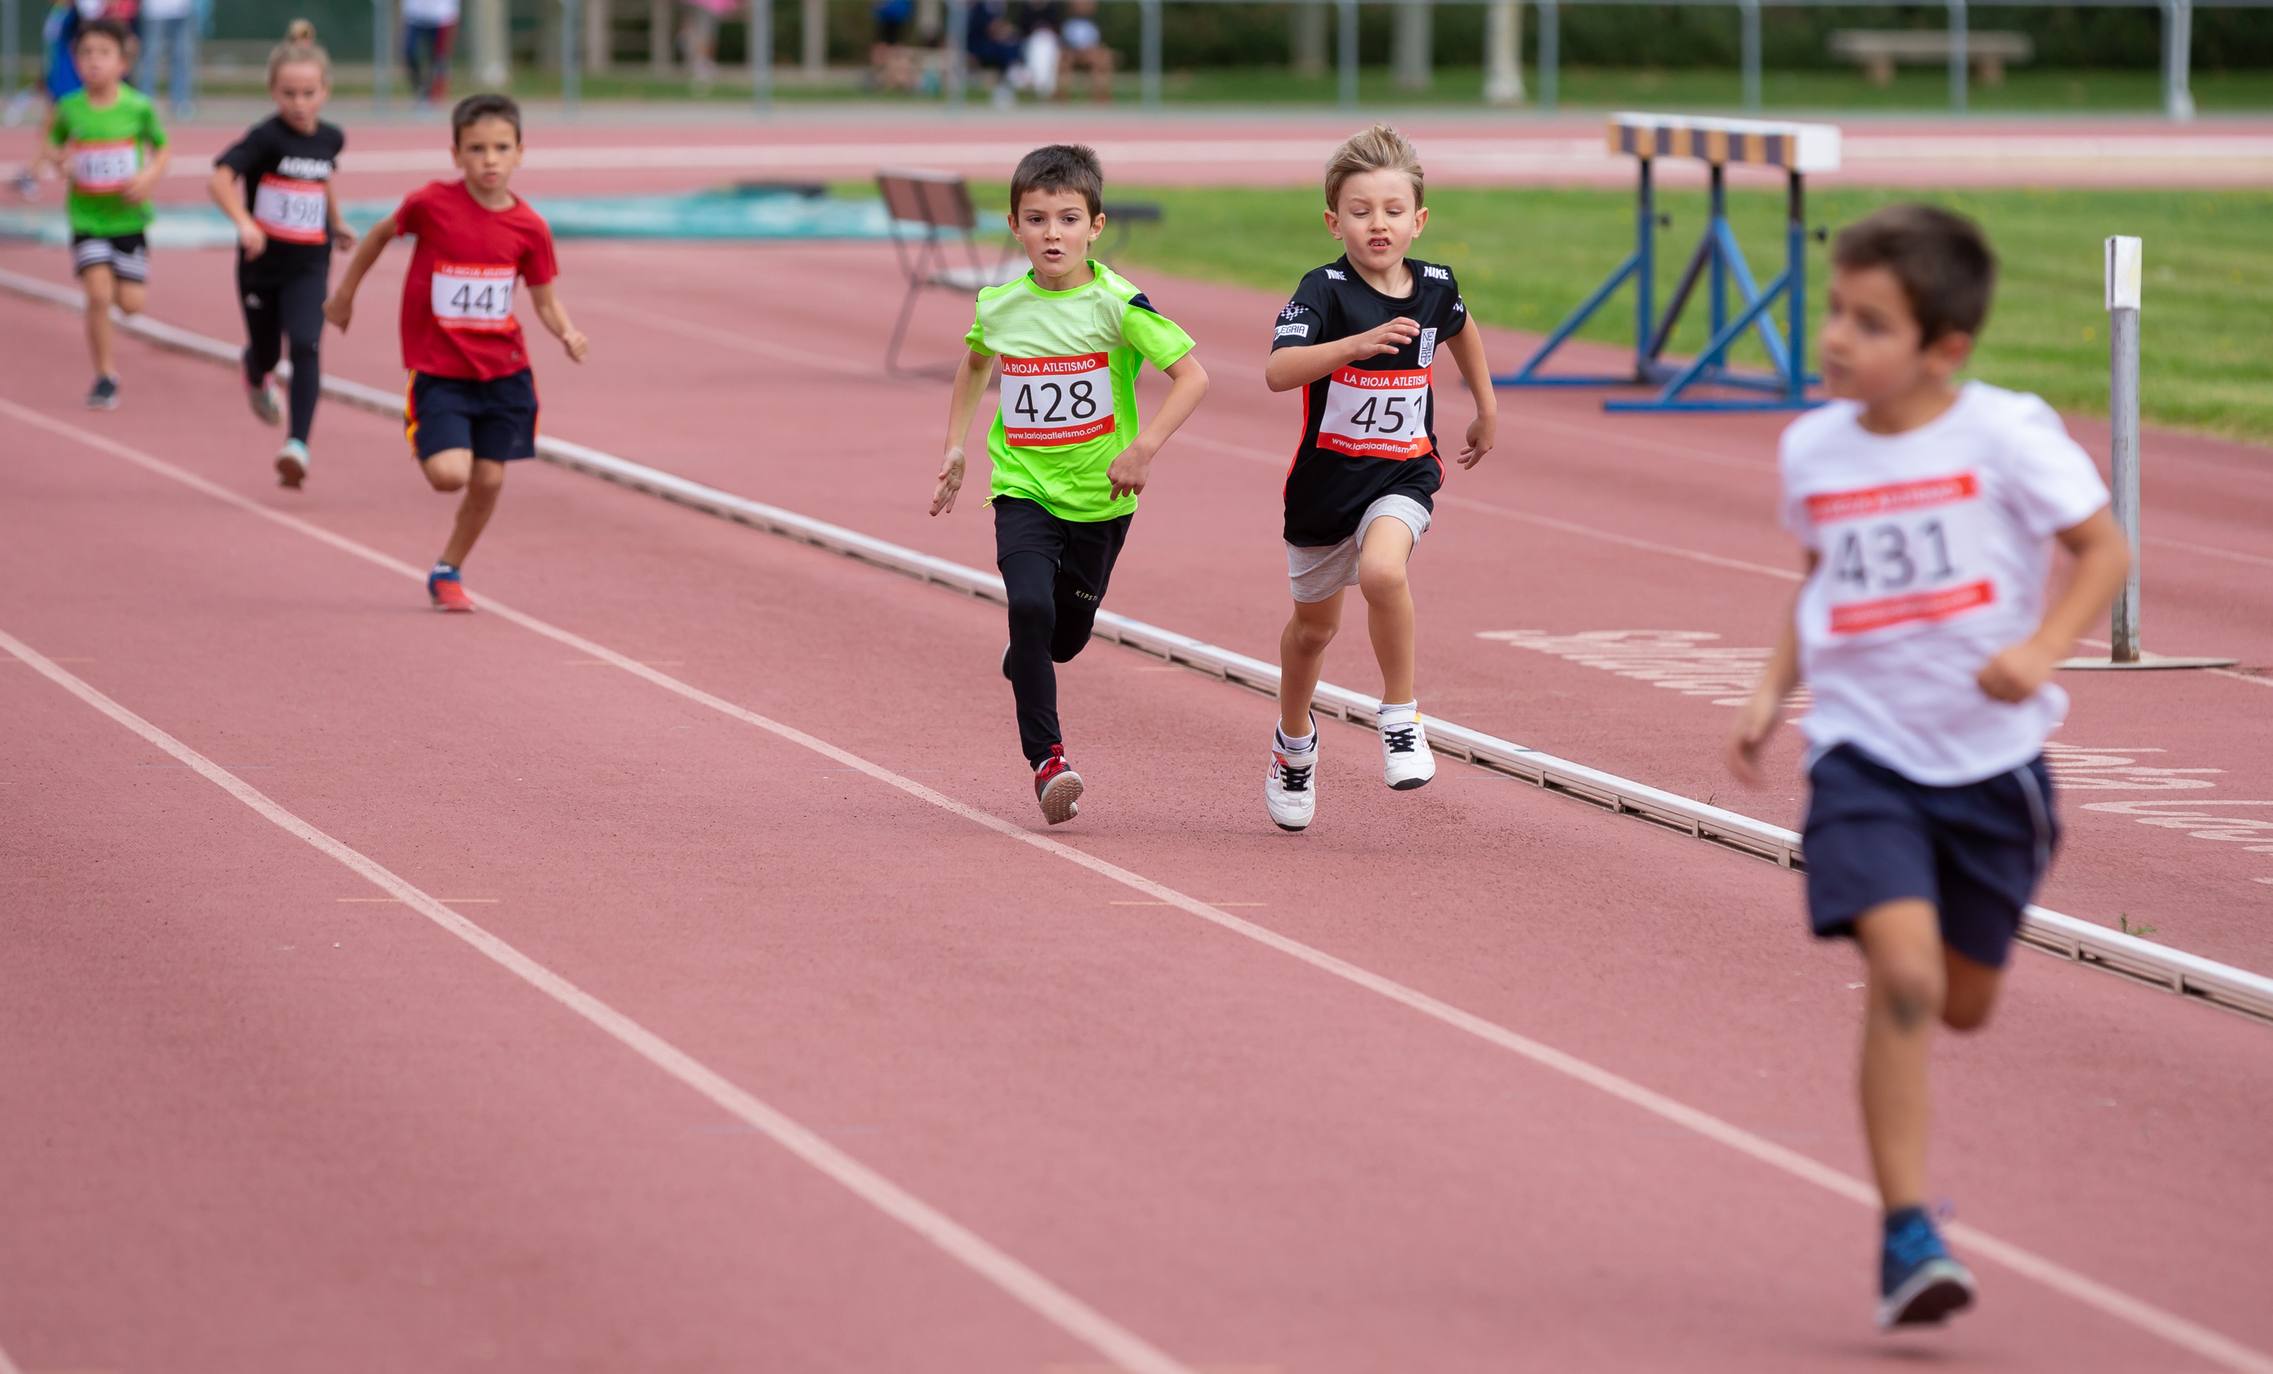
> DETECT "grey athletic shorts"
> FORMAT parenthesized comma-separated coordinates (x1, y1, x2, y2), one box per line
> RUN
(1285, 493, 1431, 604)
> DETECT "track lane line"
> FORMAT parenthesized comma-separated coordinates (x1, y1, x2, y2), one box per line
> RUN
(9, 398, 2270, 1374)
(0, 619, 1197, 1374)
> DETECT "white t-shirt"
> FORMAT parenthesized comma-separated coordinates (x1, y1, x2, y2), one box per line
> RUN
(142, 0, 193, 20)
(403, 0, 463, 25)
(1780, 382, 2110, 786)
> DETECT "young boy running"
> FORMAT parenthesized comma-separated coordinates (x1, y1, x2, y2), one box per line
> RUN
(1262, 125, 1495, 832)
(1727, 204, 2129, 1329)
(929, 144, 1208, 824)
(324, 93, 589, 612)
(30, 18, 169, 410)
(210, 20, 352, 490)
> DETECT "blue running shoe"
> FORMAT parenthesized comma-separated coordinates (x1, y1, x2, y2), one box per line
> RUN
(1879, 1208, 1976, 1329)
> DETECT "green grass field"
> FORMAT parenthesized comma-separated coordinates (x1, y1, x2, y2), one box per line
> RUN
(1088, 186, 2272, 443)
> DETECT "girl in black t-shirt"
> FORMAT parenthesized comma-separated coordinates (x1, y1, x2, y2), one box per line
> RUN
(208, 21, 351, 490)
(1261, 126, 1498, 831)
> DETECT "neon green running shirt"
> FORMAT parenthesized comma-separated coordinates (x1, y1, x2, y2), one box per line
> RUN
(964, 260, 1195, 524)
(49, 87, 166, 238)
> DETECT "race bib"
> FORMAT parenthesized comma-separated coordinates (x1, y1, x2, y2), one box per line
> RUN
(71, 140, 139, 193)
(1317, 366, 1431, 459)
(1809, 473, 1996, 636)
(431, 263, 518, 333)
(252, 175, 329, 244)
(1000, 353, 1114, 448)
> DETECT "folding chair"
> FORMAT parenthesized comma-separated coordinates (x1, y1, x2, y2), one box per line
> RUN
(875, 169, 1019, 376)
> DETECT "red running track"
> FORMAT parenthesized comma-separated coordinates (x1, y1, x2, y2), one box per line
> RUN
(2, 244, 2272, 1366)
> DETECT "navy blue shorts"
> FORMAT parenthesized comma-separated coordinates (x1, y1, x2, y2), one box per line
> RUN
(405, 370, 539, 462)
(1802, 744, 2060, 970)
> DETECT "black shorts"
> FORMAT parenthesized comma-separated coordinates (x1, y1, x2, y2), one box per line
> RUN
(1802, 744, 2060, 970)
(404, 370, 539, 462)
(72, 232, 149, 283)
(992, 495, 1131, 599)
(876, 14, 908, 43)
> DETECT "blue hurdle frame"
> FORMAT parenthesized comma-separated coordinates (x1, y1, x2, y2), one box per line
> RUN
(1496, 158, 1821, 414)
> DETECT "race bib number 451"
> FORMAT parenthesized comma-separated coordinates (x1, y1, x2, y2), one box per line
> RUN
(431, 263, 518, 333)
(253, 175, 329, 244)
(1318, 367, 1431, 459)
(1001, 353, 1113, 448)
(1809, 473, 1995, 636)
(71, 140, 140, 193)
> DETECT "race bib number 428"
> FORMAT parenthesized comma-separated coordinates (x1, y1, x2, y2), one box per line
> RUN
(1001, 353, 1114, 448)
(253, 175, 329, 244)
(1808, 473, 1995, 636)
(1318, 367, 1431, 459)
(431, 263, 518, 333)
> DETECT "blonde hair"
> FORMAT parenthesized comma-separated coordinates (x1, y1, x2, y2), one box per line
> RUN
(1324, 124, 1425, 209)
(269, 19, 330, 85)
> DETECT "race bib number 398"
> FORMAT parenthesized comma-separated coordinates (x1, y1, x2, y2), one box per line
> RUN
(71, 140, 139, 193)
(1001, 353, 1113, 448)
(1808, 472, 1995, 636)
(1318, 367, 1431, 460)
(431, 263, 518, 333)
(253, 175, 329, 244)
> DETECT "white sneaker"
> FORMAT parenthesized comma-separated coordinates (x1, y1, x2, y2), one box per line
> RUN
(275, 438, 308, 490)
(1379, 707, 1435, 790)
(1265, 720, 1318, 832)
(248, 376, 283, 426)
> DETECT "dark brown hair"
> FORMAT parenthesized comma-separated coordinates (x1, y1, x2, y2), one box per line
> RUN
(1832, 203, 1998, 345)
(450, 93, 523, 147)
(75, 18, 132, 55)
(1010, 144, 1104, 219)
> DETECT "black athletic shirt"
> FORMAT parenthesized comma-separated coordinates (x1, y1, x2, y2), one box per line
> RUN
(215, 116, 346, 278)
(1271, 254, 1468, 546)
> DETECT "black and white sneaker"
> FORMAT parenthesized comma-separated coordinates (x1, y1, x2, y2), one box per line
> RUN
(86, 375, 120, 410)
(1265, 718, 1318, 832)
(1379, 706, 1435, 790)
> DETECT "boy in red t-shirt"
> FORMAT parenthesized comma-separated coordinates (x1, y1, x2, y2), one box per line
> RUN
(324, 93, 588, 611)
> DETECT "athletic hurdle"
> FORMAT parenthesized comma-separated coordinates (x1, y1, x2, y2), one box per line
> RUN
(1496, 112, 1840, 414)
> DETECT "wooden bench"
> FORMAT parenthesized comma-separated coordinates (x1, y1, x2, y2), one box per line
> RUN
(875, 168, 1164, 376)
(1829, 30, 2034, 87)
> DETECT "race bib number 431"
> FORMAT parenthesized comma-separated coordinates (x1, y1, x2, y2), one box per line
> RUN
(1808, 473, 1995, 636)
(431, 263, 518, 333)
(1318, 367, 1431, 459)
(71, 140, 140, 193)
(1001, 353, 1113, 448)
(253, 175, 329, 244)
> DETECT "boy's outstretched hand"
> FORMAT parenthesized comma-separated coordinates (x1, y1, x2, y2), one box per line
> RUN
(1107, 443, 1155, 499)
(1458, 412, 1496, 468)
(1977, 639, 2058, 703)
(930, 447, 965, 516)
(1725, 690, 1782, 787)
(561, 328, 591, 364)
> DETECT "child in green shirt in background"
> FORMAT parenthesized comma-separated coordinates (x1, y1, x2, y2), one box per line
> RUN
(930, 144, 1210, 825)
(32, 18, 170, 409)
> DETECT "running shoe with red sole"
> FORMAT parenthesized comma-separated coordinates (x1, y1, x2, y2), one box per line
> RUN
(427, 567, 475, 613)
(1033, 745, 1084, 825)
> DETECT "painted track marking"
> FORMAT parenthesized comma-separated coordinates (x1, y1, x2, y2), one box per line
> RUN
(9, 399, 2271, 1374)
(0, 621, 1196, 1374)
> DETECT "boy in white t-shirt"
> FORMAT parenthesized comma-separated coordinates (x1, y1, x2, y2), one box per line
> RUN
(1727, 204, 2130, 1331)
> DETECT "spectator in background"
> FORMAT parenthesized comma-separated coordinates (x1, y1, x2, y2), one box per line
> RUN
(869, 0, 917, 92)
(402, 0, 460, 106)
(680, 0, 736, 94)
(1013, 1, 1063, 101)
(964, 0, 1025, 107)
(1060, 0, 1113, 100)
(137, 0, 195, 116)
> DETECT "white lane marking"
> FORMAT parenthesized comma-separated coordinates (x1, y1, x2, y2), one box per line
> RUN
(0, 1338, 21, 1374)
(0, 621, 1195, 1374)
(10, 402, 2271, 1374)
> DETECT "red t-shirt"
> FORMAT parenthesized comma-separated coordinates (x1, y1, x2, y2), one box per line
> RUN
(394, 179, 559, 381)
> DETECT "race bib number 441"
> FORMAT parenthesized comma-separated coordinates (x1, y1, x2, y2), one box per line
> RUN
(253, 175, 329, 244)
(431, 263, 518, 333)
(1318, 367, 1431, 459)
(71, 140, 140, 193)
(1809, 473, 1995, 636)
(1001, 353, 1113, 448)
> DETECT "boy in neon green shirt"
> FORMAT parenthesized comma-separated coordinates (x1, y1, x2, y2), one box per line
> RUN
(31, 19, 170, 409)
(930, 144, 1209, 825)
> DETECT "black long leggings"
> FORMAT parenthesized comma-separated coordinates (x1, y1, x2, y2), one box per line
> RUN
(995, 497, 1131, 766)
(239, 265, 327, 444)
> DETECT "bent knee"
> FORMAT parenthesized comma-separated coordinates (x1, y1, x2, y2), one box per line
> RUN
(1941, 1000, 1994, 1033)
(1286, 618, 1337, 655)
(1357, 560, 1409, 601)
(1006, 593, 1056, 638)
(1872, 964, 1947, 1030)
